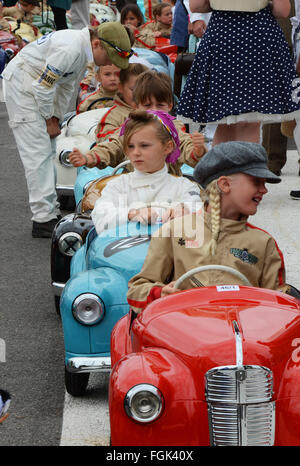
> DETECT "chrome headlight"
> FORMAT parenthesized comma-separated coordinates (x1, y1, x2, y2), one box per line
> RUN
(58, 232, 82, 256)
(72, 293, 105, 326)
(59, 150, 73, 168)
(124, 384, 164, 423)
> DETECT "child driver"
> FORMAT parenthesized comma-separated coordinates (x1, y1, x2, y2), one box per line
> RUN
(127, 141, 288, 313)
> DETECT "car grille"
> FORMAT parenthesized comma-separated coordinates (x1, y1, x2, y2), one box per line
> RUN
(205, 366, 275, 446)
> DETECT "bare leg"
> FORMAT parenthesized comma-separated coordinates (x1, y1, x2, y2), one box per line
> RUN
(213, 122, 261, 146)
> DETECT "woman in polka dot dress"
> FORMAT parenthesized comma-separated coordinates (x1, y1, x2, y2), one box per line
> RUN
(177, 0, 300, 145)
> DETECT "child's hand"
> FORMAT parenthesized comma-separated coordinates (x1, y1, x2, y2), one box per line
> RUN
(128, 207, 159, 224)
(172, 203, 190, 219)
(161, 204, 189, 223)
(68, 148, 87, 167)
(191, 132, 206, 159)
(161, 281, 180, 297)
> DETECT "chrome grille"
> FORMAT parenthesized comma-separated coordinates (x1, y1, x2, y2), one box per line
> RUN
(206, 366, 275, 446)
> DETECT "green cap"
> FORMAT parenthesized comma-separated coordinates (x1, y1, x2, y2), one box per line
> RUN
(97, 22, 132, 70)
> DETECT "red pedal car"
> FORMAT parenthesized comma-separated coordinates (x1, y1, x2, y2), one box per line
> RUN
(109, 266, 300, 446)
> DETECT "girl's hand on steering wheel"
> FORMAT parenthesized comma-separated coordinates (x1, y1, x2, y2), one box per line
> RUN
(161, 281, 180, 297)
(128, 207, 159, 224)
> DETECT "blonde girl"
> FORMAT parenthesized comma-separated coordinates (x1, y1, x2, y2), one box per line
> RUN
(127, 141, 289, 314)
(91, 109, 201, 235)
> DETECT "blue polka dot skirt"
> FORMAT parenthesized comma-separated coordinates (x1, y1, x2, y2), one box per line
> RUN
(177, 6, 300, 125)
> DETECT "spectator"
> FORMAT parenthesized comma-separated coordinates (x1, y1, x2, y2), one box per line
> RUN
(2, 22, 132, 237)
(262, 1, 296, 176)
(70, 0, 90, 29)
(47, 0, 71, 30)
(177, 0, 300, 146)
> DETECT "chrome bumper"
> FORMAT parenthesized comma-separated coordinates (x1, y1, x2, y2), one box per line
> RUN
(52, 281, 65, 296)
(66, 356, 111, 373)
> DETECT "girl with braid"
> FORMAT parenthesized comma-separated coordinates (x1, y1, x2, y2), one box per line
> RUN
(127, 141, 290, 314)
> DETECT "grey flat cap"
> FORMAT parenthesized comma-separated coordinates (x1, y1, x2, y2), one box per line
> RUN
(194, 141, 281, 189)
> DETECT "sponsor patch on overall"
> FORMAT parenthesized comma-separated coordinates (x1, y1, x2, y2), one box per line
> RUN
(230, 248, 258, 264)
(38, 64, 63, 88)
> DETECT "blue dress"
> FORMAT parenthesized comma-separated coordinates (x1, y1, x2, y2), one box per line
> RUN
(177, 6, 300, 125)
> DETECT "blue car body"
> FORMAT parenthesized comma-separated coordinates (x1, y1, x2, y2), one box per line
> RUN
(74, 163, 194, 206)
(60, 220, 160, 394)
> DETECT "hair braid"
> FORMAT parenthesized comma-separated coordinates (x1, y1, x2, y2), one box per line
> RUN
(202, 179, 221, 256)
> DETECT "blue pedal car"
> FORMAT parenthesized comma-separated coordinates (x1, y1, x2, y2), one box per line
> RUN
(60, 219, 158, 396)
(52, 161, 194, 396)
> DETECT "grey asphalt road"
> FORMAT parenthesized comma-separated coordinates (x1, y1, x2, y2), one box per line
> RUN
(0, 101, 65, 446)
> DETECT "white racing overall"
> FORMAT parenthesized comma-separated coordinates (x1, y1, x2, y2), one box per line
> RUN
(2, 27, 93, 222)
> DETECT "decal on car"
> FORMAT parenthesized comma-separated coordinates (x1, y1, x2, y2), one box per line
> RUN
(103, 235, 151, 257)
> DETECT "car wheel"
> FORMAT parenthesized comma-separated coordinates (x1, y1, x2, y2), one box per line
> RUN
(65, 367, 90, 396)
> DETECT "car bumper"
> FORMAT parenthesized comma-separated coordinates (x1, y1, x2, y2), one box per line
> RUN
(56, 185, 74, 197)
(66, 356, 111, 373)
(52, 281, 65, 296)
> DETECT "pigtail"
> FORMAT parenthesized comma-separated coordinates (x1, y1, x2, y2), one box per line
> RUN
(202, 179, 221, 256)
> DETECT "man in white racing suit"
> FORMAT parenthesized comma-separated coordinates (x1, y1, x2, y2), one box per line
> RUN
(2, 22, 132, 237)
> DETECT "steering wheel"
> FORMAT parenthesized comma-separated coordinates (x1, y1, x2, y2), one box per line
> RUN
(111, 160, 132, 175)
(173, 265, 251, 289)
(86, 97, 114, 112)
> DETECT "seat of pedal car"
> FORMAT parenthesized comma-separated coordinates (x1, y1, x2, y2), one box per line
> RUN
(81, 175, 121, 213)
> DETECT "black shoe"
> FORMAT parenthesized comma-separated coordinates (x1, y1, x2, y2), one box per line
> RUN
(32, 217, 60, 238)
(290, 190, 300, 200)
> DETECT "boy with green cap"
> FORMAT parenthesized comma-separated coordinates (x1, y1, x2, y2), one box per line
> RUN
(2, 22, 133, 238)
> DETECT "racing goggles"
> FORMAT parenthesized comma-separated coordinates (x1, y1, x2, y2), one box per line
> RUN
(98, 37, 134, 58)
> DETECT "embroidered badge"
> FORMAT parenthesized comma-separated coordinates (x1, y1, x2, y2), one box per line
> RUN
(230, 248, 258, 264)
(38, 64, 63, 88)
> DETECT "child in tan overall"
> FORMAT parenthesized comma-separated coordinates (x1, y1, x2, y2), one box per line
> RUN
(76, 64, 120, 114)
(135, 3, 173, 49)
(69, 69, 207, 174)
(126, 141, 290, 313)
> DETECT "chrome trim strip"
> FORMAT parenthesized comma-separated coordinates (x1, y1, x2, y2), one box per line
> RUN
(66, 356, 111, 373)
(52, 281, 65, 296)
(232, 320, 243, 367)
(56, 186, 74, 195)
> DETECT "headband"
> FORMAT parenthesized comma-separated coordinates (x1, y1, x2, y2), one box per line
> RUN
(120, 110, 181, 164)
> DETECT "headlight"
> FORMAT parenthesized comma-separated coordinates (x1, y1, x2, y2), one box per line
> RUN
(124, 384, 164, 423)
(59, 150, 73, 168)
(58, 232, 82, 256)
(72, 293, 105, 326)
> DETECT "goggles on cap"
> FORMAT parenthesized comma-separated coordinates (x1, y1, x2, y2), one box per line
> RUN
(98, 37, 134, 58)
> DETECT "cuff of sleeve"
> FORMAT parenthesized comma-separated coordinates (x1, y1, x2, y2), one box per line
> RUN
(148, 286, 163, 302)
